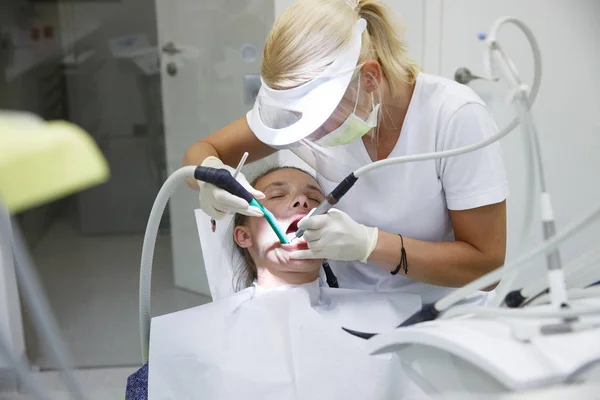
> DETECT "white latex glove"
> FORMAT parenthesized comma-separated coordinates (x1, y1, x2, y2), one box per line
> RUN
(198, 156, 264, 220)
(289, 208, 378, 263)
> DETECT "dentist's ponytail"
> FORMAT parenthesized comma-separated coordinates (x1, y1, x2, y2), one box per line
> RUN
(356, 0, 421, 95)
(262, 0, 421, 96)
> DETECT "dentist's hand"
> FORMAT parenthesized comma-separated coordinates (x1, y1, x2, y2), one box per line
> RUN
(289, 208, 378, 263)
(198, 156, 265, 220)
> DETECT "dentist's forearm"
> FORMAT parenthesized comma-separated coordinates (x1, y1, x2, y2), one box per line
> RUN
(182, 116, 276, 190)
(368, 230, 504, 288)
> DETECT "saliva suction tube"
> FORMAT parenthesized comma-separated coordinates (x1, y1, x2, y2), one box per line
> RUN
(194, 166, 289, 244)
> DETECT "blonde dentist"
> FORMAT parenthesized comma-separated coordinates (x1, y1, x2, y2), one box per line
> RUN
(183, 0, 508, 303)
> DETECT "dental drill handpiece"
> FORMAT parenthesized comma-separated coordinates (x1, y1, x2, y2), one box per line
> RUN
(295, 173, 359, 239)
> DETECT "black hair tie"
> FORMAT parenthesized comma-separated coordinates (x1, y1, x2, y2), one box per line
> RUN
(390, 234, 408, 275)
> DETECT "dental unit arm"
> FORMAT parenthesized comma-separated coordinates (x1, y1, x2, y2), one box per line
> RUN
(481, 17, 566, 309)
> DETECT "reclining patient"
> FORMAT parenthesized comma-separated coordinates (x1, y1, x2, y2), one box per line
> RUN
(147, 167, 425, 400)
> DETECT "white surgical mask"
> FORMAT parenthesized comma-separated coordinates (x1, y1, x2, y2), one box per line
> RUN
(316, 77, 380, 147)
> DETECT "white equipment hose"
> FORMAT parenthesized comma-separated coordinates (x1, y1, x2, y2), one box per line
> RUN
(487, 16, 543, 254)
(436, 203, 600, 313)
(139, 166, 196, 361)
(492, 116, 537, 302)
(355, 123, 511, 177)
(468, 16, 544, 301)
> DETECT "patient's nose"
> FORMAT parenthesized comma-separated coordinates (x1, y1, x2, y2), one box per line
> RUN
(292, 194, 310, 209)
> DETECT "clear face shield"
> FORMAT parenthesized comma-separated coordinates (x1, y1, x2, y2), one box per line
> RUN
(247, 18, 381, 182)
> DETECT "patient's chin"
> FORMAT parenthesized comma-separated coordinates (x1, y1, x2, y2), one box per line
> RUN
(288, 259, 322, 272)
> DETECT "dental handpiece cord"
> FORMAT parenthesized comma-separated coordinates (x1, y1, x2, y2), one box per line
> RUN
(295, 120, 517, 239)
(297, 92, 531, 238)
(355, 120, 515, 178)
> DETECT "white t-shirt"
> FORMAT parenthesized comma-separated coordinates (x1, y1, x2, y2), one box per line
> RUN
(315, 73, 509, 303)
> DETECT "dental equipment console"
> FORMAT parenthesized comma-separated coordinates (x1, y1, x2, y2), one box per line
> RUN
(481, 17, 568, 310)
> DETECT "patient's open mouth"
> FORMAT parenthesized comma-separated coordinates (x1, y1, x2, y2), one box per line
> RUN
(286, 216, 305, 234)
